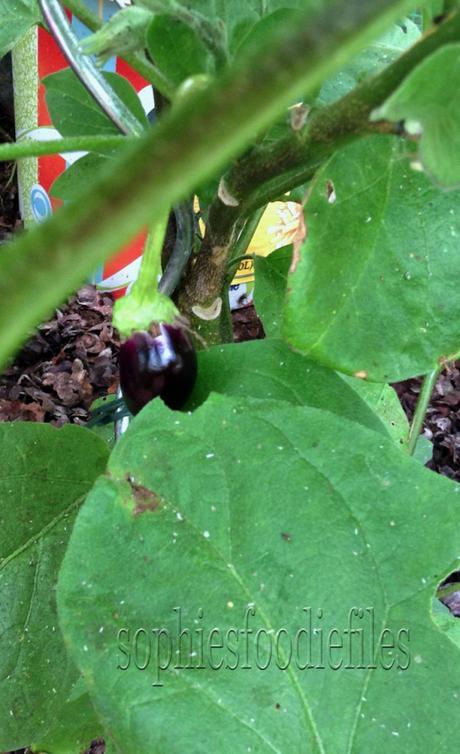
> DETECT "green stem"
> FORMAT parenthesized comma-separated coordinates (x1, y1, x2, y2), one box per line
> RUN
(228, 206, 266, 265)
(112, 209, 179, 338)
(124, 53, 175, 99)
(224, 207, 267, 281)
(0, 135, 126, 161)
(63, 0, 99, 29)
(64, 0, 175, 98)
(131, 210, 169, 303)
(407, 365, 442, 455)
(437, 582, 460, 599)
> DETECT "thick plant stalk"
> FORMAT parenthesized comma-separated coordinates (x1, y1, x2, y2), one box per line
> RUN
(407, 365, 443, 455)
(179, 10, 460, 335)
(221, 10, 460, 214)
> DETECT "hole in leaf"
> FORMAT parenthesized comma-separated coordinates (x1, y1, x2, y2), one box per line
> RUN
(436, 570, 460, 618)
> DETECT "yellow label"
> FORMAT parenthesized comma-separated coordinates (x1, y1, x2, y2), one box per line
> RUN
(232, 201, 303, 285)
(233, 256, 255, 283)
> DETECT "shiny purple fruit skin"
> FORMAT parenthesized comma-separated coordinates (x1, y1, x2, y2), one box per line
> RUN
(119, 325, 197, 415)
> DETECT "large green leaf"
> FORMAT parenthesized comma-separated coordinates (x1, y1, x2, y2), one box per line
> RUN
(0, 423, 109, 752)
(188, 338, 403, 442)
(58, 394, 460, 753)
(283, 135, 460, 382)
(371, 43, 460, 188)
(146, 14, 212, 86)
(0, 0, 40, 59)
(44, 69, 148, 137)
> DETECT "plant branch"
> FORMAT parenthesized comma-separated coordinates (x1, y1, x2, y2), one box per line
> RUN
(225, 8, 460, 214)
(0, 0, 434, 366)
(0, 135, 126, 161)
(180, 9, 460, 326)
(407, 365, 442, 456)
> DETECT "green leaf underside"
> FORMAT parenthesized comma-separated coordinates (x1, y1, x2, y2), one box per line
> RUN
(372, 43, 460, 188)
(188, 338, 407, 444)
(58, 394, 460, 753)
(44, 69, 148, 138)
(0, 423, 108, 752)
(283, 135, 460, 382)
(0, 0, 40, 59)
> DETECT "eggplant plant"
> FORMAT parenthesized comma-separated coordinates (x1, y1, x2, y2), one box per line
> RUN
(1, 1, 460, 752)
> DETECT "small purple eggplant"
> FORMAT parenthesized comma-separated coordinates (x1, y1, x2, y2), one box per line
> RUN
(119, 324, 197, 415)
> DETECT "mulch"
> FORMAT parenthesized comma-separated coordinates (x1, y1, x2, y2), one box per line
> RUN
(0, 285, 120, 425)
